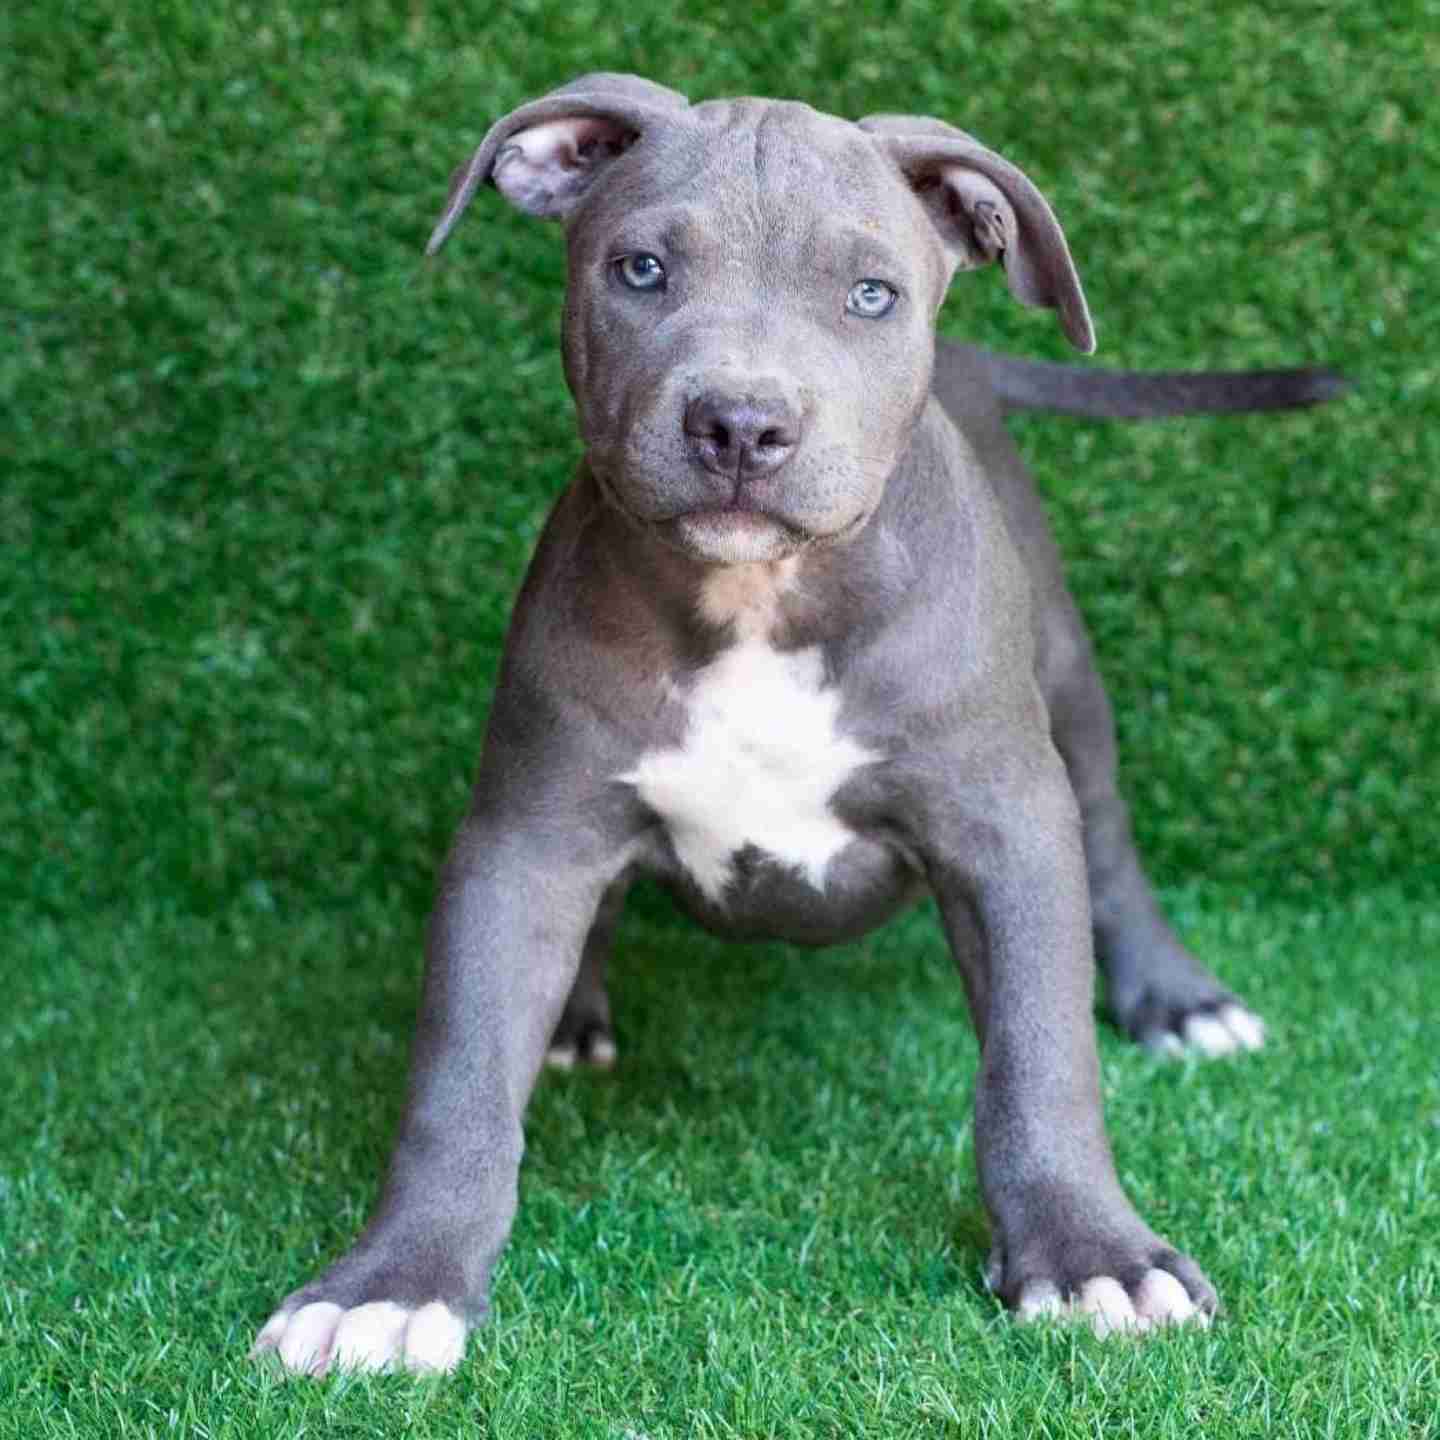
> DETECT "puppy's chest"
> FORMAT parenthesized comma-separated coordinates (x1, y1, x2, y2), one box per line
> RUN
(620, 636, 878, 903)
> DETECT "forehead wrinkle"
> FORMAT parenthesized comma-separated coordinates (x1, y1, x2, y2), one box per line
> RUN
(660, 99, 908, 219)
(658, 212, 710, 255)
(644, 116, 769, 252)
(754, 105, 849, 207)
(660, 104, 870, 213)
(829, 224, 908, 273)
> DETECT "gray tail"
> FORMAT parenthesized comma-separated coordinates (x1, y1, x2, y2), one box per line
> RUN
(977, 349, 1349, 419)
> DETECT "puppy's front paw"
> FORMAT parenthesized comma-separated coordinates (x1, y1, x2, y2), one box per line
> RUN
(252, 1298, 467, 1376)
(988, 1226, 1217, 1338)
(1009, 1265, 1212, 1337)
(251, 1229, 484, 1378)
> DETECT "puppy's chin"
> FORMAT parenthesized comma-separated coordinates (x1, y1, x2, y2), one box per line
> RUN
(661, 509, 805, 566)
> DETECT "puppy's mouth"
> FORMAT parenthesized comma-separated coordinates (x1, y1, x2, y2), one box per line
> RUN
(586, 455, 854, 564)
(662, 503, 812, 565)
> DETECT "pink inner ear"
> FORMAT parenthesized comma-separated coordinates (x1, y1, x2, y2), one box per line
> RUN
(507, 116, 629, 170)
(493, 116, 635, 217)
(938, 166, 1014, 268)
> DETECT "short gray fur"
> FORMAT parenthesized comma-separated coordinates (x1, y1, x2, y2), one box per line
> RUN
(255, 74, 1342, 1367)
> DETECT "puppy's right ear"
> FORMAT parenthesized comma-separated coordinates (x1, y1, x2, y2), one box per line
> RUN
(425, 73, 689, 254)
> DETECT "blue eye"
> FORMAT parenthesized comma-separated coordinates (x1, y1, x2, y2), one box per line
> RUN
(617, 253, 666, 290)
(847, 278, 897, 318)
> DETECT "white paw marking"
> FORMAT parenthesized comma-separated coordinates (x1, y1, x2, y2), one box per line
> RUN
(273, 1301, 342, 1375)
(401, 1301, 468, 1374)
(1077, 1276, 1138, 1337)
(621, 569, 875, 903)
(1219, 1003, 1266, 1050)
(252, 1307, 290, 1352)
(253, 1299, 466, 1376)
(546, 1035, 617, 1070)
(332, 1300, 409, 1369)
(1016, 1282, 1063, 1320)
(1183, 1003, 1266, 1057)
(1133, 1268, 1198, 1327)
(1016, 1268, 1208, 1339)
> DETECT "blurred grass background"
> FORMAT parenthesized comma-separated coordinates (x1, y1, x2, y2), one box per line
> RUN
(3, 1, 1437, 1436)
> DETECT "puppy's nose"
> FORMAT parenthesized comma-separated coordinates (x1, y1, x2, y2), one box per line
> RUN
(683, 390, 802, 481)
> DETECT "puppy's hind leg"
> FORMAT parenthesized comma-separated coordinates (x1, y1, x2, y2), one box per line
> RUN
(1042, 598, 1266, 1058)
(546, 875, 629, 1070)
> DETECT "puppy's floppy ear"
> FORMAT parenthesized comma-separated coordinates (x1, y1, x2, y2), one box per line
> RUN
(426, 73, 690, 254)
(859, 114, 1094, 353)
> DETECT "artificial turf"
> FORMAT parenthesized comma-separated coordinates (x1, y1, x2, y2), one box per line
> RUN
(4, 1, 1437, 1435)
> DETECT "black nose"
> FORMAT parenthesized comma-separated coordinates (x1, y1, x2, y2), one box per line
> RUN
(683, 390, 802, 481)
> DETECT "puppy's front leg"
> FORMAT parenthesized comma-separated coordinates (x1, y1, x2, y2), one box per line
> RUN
(252, 812, 630, 1376)
(922, 742, 1218, 1335)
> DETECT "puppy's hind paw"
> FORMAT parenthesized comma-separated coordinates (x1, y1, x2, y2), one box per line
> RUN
(546, 1022, 618, 1071)
(1122, 993, 1267, 1059)
(1179, 1002, 1266, 1056)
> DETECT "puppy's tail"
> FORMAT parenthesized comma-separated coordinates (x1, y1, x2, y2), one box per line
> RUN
(975, 348, 1349, 419)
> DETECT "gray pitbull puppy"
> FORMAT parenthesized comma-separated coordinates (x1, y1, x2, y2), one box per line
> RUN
(254, 74, 1338, 1374)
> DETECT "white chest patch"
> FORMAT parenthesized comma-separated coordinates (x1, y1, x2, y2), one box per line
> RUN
(621, 573, 878, 902)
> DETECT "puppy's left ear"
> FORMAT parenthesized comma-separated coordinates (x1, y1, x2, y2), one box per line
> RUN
(860, 114, 1095, 353)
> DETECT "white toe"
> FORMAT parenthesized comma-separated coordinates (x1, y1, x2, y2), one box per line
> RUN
(587, 1035, 618, 1068)
(1132, 1268, 1197, 1326)
(402, 1301, 467, 1374)
(251, 1308, 291, 1356)
(331, 1301, 410, 1371)
(276, 1301, 343, 1375)
(1183, 1013, 1239, 1057)
(1016, 1282, 1064, 1320)
(546, 1042, 577, 1070)
(1219, 1003, 1266, 1051)
(1076, 1276, 1141, 1337)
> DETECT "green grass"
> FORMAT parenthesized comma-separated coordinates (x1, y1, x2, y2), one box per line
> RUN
(4, 0, 1437, 1435)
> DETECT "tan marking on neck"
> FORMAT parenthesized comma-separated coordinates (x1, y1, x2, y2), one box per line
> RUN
(697, 557, 801, 640)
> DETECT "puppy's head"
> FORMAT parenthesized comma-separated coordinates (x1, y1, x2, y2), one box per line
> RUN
(430, 74, 1092, 567)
